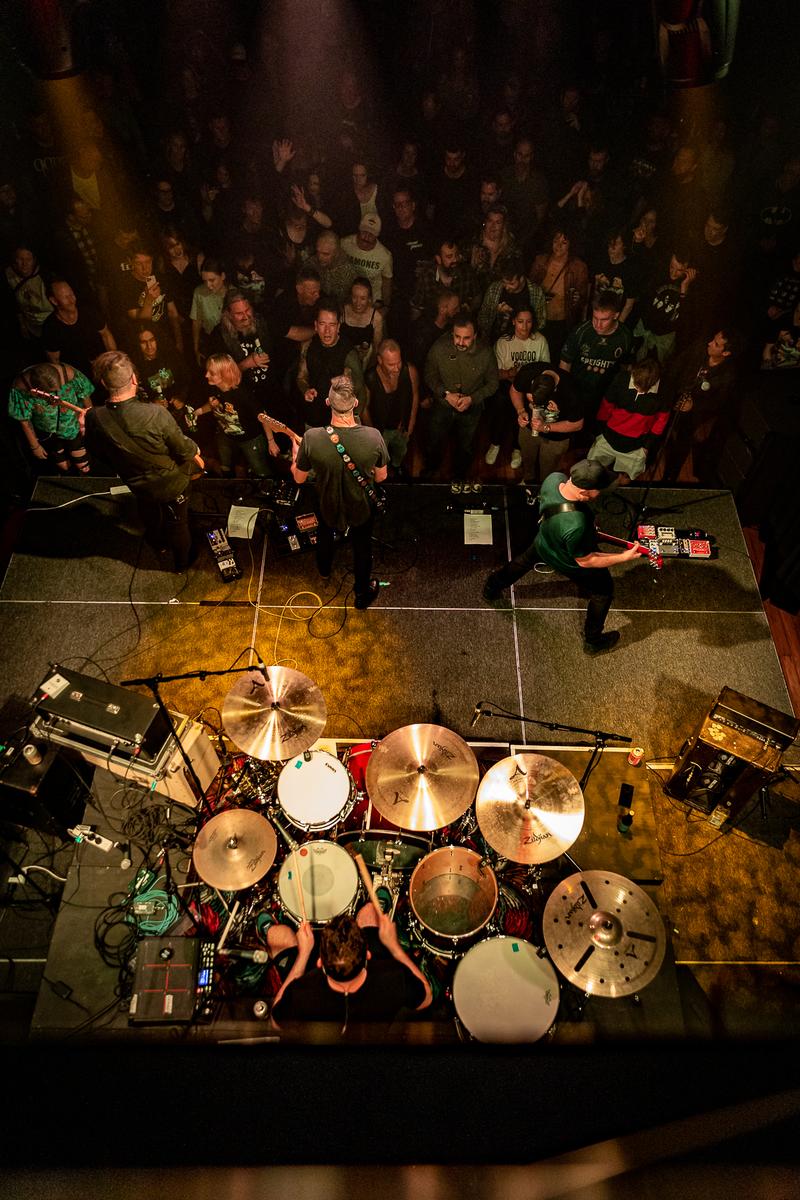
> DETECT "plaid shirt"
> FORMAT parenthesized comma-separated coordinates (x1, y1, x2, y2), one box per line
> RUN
(411, 260, 482, 318)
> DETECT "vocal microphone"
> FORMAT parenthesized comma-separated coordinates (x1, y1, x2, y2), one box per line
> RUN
(217, 946, 270, 964)
(470, 704, 484, 728)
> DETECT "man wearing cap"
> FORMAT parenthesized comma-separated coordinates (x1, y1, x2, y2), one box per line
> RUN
(482, 459, 640, 654)
(291, 374, 388, 610)
(341, 214, 393, 307)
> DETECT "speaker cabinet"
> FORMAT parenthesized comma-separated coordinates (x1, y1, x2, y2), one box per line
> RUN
(665, 687, 800, 825)
(0, 746, 91, 837)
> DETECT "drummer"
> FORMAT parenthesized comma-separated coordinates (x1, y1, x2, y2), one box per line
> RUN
(267, 901, 432, 1035)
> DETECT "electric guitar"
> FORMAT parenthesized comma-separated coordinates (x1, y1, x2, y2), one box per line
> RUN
(595, 528, 663, 570)
(257, 412, 302, 445)
(27, 386, 87, 417)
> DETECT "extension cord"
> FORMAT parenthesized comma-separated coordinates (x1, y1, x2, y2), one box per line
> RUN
(68, 825, 114, 852)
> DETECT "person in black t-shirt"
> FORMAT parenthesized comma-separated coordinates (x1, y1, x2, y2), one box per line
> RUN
(131, 324, 189, 406)
(268, 905, 431, 1038)
(195, 353, 279, 478)
(42, 279, 115, 379)
(510, 362, 584, 485)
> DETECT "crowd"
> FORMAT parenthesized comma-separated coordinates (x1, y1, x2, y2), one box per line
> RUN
(3, 17, 798, 501)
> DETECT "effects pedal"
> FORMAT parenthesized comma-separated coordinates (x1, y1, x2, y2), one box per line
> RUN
(206, 527, 242, 581)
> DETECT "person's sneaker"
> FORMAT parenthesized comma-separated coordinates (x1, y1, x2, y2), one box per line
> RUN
(354, 580, 380, 610)
(484, 443, 500, 466)
(510, 449, 522, 469)
(482, 572, 505, 602)
(583, 630, 621, 655)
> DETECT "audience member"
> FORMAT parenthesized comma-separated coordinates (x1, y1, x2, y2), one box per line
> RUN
(42, 279, 115, 379)
(297, 300, 367, 428)
(341, 214, 393, 307)
(423, 312, 498, 482)
(342, 277, 384, 370)
(8, 360, 93, 473)
(364, 339, 419, 476)
(587, 357, 669, 483)
(485, 307, 551, 471)
(529, 227, 590, 360)
(477, 255, 546, 344)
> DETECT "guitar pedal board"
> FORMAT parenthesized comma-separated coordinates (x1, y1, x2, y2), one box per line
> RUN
(636, 525, 714, 559)
(206, 527, 242, 581)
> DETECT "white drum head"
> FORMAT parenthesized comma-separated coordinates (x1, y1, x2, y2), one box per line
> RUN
(453, 936, 559, 1043)
(278, 751, 351, 829)
(278, 840, 359, 924)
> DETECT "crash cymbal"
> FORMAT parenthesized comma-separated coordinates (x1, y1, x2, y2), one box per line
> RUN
(542, 870, 666, 998)
(365, 724, 479, 832)
(475, 753, 584, 864)
(192, 808, 277, 891)
(222, 666, 326, 760)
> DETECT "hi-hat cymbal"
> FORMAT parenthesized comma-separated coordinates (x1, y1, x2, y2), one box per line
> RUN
(192, 808, 277, 891)
(222, 666, 326, 760)
(475, 753, 584, 864)
(542, 870, 666, 998)
(365, 724, 479, 831)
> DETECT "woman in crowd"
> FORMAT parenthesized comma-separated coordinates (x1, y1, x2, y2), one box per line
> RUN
(529, 226, 589, 360)
(190, 258, 227, 365)
(196, 352, 279, 479)
(466, 205, 518, 290)
(341, 276, 384, 370)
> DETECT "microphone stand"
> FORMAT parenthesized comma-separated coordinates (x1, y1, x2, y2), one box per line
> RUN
(471, 704, 630, 790)
(119, 662, 269, 806)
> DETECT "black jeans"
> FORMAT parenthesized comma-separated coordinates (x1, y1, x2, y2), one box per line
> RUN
(138, 490, 192, 570)
(491, 540, 614, 643)
(316, 513, 375, 600)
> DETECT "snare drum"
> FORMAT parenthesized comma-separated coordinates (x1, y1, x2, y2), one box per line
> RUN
(452, 936, 559, 1042)
(277, 840, 359, 925)
(338, 829, 430, 873)
(408, 846, 497, 958)
(277, 750, 355, 832)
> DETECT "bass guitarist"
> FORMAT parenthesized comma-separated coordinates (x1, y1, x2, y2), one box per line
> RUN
(482, 459, 640, 655)
(291, 375, 388, 610)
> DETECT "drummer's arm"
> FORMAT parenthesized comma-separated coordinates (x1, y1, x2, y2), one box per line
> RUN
(377, 912, 432, 1009)
(269, 921, 315, 1026)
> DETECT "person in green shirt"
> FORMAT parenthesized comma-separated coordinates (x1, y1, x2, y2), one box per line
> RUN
(483, 459, 640, 654)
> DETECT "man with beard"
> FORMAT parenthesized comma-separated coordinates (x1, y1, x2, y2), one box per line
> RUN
(220, 290, 299, 444)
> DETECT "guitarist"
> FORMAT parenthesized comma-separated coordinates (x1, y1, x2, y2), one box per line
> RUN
(291, 375, 388, 610)
(86, 351, 203, 572)
(483, 459, 640, 655)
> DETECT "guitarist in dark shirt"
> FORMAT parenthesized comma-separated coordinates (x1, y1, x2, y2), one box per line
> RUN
(86, 351, 202, 571)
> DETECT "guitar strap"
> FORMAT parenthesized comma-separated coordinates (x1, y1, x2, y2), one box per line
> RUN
(539, 501, 578, 520)
(325, 426, 385, 510)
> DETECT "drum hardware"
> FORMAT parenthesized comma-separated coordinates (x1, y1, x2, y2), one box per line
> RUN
(365, 724, 480, 832)
(192, 809, 278, 891)
(222, 666, 327, 760)
(475, 753, 585, 864)
(542, 870, 667, 999)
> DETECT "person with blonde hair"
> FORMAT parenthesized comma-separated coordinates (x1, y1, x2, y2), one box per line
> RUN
(195, 353, 279, 479)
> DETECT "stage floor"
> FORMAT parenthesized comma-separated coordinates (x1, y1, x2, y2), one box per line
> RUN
(2, 477, 800, 1046)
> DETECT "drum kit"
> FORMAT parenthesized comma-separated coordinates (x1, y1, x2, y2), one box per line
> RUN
(190, 667, 667, 1042)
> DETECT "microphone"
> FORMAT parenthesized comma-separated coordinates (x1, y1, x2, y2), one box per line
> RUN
(470, 704, 484, 728)
(217, 947, 270, 964)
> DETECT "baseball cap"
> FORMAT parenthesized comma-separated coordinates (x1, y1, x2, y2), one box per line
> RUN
(359, 213, 381, 237)
(569, 459, 614, 490)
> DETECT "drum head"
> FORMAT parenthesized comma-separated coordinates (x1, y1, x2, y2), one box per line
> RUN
(410, 846, 497, 940)
(278, 840, 359, 924)
(278, 751, 351, 829)
(453, 937, 559, 1042)
(339, 830, 429, 872)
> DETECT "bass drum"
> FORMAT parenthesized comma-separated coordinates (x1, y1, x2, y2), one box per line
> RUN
(277, 750, 355, 833)
(277, 840, 359, 926)
(452, 936, 560, 1043)
(408, 846, 497, 958)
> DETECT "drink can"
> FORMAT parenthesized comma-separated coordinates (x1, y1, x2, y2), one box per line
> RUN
(627, 746, 644, 767)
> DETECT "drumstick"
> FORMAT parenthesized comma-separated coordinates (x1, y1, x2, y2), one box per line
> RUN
(354, 852, 383, 917)
(291, 847, 308, 922)
(217, 898, 241, 951)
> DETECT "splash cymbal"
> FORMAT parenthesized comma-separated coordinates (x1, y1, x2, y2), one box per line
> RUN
(475, 753, 585, 864)
(222, 666, 326, 760)
(542, 870, 666, 998)
(192, 808, 277, 891)
(365, 724, 479, 831)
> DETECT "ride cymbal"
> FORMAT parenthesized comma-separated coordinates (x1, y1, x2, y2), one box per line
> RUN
(192, 808, 277, 891)
(542, 870, 666, 998)
(365, 723, 479, 831)
(222, 666, 326, 760)
(475, 753, 584, 864)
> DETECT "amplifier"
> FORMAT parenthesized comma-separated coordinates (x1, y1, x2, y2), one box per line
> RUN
(0, 744, 91, 837)
(31, 712, 221, 808)
(665, 688, 799, 826)
(33, 664, 172, 764)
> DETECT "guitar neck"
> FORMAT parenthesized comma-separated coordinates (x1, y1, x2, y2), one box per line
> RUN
(596, 527, 662, 569)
